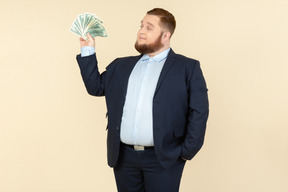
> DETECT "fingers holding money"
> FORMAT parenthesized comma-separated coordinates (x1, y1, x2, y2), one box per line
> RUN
(79, 37, 87, 47)
(80, 33, 95, 48)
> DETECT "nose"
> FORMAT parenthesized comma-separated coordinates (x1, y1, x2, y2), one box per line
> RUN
(138, 29, 143, 35)
(138, 29, 145, 37)
(139, 26, 146, 34)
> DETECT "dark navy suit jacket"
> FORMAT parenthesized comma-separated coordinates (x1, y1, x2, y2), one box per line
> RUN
(76, 49, 209, 169)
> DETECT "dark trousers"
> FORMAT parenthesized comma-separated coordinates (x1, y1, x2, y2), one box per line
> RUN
(113, 143, 186, 192)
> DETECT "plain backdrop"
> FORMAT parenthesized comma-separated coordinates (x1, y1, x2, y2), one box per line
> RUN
(1, 0, 287, 191)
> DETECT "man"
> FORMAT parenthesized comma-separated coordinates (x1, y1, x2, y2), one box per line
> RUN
(76, 8, 209, 192)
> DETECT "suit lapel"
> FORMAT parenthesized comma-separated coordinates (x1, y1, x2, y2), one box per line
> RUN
(154, 49, 177, 96)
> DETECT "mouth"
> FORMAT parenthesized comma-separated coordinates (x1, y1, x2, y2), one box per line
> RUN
(138, 36, 146, 41)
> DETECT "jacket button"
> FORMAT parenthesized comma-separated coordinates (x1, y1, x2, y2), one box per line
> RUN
(116, 126, 119, 130)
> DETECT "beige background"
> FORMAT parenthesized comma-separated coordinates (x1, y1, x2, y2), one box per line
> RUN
(1, 0, 287, 191)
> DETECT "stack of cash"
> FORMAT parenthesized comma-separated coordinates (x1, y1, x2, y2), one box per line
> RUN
(70, 13, 107, 39)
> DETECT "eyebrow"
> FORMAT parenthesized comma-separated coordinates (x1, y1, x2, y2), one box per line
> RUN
(141, 20, 155, 27)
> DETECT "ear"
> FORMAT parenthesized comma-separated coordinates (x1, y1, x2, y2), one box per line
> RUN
(162, 31, 171, 42)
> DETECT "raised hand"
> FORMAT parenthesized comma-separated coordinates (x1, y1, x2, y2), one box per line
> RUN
(80, 33, 95, 48)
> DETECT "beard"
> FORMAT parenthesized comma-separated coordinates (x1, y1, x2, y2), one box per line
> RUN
(134, 33, 164, 55)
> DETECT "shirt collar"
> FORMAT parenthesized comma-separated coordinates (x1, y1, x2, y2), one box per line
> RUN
(140, 48, 171, 63)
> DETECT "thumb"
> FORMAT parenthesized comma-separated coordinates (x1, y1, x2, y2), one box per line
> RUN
(87, 33, 94, 41)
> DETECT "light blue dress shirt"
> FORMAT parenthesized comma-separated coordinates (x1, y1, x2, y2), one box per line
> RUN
(81, 46, 170, 146)
(120, 48, 170, 146)
(81, 46, 95, 57)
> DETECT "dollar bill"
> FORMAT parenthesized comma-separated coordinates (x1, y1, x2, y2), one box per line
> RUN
(70, 13, 107, 39)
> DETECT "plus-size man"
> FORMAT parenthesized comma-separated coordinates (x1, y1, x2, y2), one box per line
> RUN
(76, 8, 209, 192)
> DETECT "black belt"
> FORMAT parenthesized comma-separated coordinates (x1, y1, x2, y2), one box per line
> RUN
(121, 142, 154, 151)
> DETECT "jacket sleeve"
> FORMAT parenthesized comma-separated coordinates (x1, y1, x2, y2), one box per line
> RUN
(76, 53, 106, 96)
(181, 61, 209, 160)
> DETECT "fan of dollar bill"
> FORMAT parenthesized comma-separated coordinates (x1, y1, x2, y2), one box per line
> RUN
(70, 13, 107, 39)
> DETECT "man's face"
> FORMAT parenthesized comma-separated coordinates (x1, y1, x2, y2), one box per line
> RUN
(134, 14, 164, 55)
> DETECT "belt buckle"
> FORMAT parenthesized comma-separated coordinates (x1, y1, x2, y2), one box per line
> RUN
(134, 145, 145, 151)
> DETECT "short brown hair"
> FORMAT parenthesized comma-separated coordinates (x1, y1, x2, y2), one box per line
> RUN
(147, 8, 176, 37)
